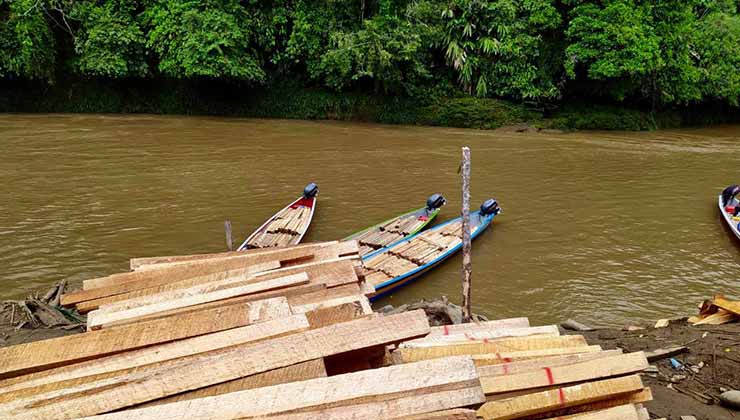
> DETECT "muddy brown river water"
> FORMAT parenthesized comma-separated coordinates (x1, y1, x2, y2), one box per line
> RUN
(1, 114, 739, 325)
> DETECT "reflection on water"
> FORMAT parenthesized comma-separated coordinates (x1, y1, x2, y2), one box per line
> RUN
(1, 114, 739, 325)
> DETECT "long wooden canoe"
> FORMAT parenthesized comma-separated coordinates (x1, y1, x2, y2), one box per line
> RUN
(719, 185, 740, 241)
(362, 199, 502, 300)
(238, 183, 318, 250)
(344, 194, 447, 257)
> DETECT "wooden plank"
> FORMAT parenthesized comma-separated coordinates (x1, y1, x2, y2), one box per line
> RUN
(304, 302, 370, 328)
(77, 279, 326, 315)
(64, 242, 357, 305)
(128, 241, 338, 270)
(713, 295, 740, 316)
(425, 318, 531, 337)
(88, 283, 325, 327)
(476, 375, 645, 420)
(287, 283, 362, 306)
(0, 300, 288, 380)
(0, 314, 310, 397)
(78, 257, 360, 313)
(471, 347, 603, 367)
(250, 257, 361, 288)
(530, 388, 653, 419)
(476, 350, 623, 377)
(73, 356, 482, 420)
(545, 404, 641, 420)
(392, 408, 478, 420)
(395, 336, 590, 363)
(692, 309, 736, 325)
(86, 273, 305, 330)
(0, 310, 431, 419)
(291, 294, 373, 316)
(94, 262, 289, 313)
(400, 326, 560, 348)
(480, 352, 647, 395)
(138, 359, 327, 407)
(261, 389, 484, 420)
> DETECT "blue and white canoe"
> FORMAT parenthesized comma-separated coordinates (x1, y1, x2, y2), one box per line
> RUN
(719, 184, 740, 241)
(362, 199, 502, 300)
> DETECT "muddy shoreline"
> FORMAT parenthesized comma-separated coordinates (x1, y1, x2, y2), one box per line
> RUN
(2, 295, 738, 420)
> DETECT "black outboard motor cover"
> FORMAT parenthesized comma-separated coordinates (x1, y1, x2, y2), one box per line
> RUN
(303, 182, 319, 198)
(722, 184, 740, 206)
(426, 193, 447, 210)
(480, 198, 501, 215)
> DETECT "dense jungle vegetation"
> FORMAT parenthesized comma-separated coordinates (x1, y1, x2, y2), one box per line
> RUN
(1, 0, 739, 129)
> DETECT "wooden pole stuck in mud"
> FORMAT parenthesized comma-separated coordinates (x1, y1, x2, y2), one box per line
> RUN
(225, 219, 233, 251)
(461, 146, 472, 323)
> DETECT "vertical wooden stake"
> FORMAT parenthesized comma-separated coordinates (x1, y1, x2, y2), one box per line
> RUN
(224, 219, 233, 251)
(461, 146, 472, 323)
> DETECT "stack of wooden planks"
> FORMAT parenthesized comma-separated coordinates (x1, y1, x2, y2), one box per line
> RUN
(688, 295, 740, 326)
(390, 319, 659, 420)
(356, 213, 431, 256)
(248, 204, 313, 248)
(363, 220, 464, 287)
(0, 240, 655, 419)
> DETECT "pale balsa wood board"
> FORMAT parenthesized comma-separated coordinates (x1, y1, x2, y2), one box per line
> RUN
(291, 294, 373, 316)
(476, 350, 623, 377)
(480, 352, 648, 395)
(249, 257, 361, 288)
(399, 326, 560, 348)
(0, 314, 310, 397)
(86, 275, 304, 330)
(470, 346, 603, 367)
(80, 282, 327, 318)
(286, 283, 363, 306)
(537, 388, 652, 419)
(425, 318, 530, 337)
(74, 356, 482, 420)
(0, 310, 430, 419)
(545, 404, 641, 420)
(94, 262, 293, 313)
(304, 301, 371, 329)
(255, 388, 485, 420)
(128, 240, 353, 271)
(138, 359, 327, 407)
(0, 302, 282, 379)
(476, 375, 645, 420)
(391, 408, 478, 420)
(64, 241, 357, 304)
(395, 336, 589, 363)
(74, 266, 267, 313)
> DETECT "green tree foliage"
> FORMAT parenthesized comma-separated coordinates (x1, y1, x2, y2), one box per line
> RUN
(142, 0, 265, 81)
(70, 1, 147, 77)
(565, 0, 740, 105)
(317, 16, 430, 94)
(0, 0, 738, 108)
(0, 0, 56, 81)
(433, 0, 561, 99)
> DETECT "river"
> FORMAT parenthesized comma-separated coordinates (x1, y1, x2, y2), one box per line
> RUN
(1, 114, 739, 325)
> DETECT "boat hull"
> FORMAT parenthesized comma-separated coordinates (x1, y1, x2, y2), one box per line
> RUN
(365, 211, 496, 301)
(238, 195, 317, 251)
(718, 194, 740, 241)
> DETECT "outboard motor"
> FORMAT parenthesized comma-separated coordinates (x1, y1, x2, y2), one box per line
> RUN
(480, 198, 501, 216)
(722, 184, 740, 206)
(303, 182, 319, 198)
(426, 193, 447, 210)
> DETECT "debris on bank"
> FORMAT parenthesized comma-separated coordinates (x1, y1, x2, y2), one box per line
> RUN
(0, 281, 84, 330)
(687, 295, 740, 326)
(0, 241, 655, 420)
(562, 305, 740, 420)
(377, 296, 489, 325)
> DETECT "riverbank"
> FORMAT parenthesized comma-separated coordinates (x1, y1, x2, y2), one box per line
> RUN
(3, 286, 739, 419)
(2, 79, 738, 131)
